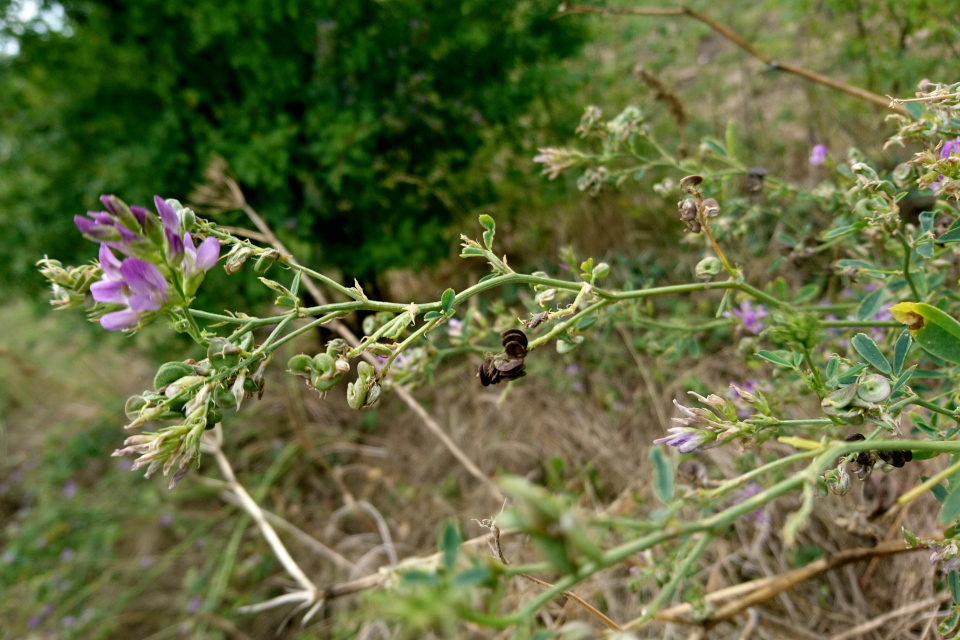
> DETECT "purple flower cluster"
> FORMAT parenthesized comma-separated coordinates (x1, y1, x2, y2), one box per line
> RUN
(809, 144, 828, 166)
(931, 137, 960, 193)
(733, 482, 770, 525)
(76, 195, 220, 330)
(725, 300, 767, 334)
(653, 427, 705, 453)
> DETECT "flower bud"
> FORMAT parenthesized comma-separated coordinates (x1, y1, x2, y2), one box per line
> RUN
(223, 246, 254, 274)
(335, 357, 350, 374)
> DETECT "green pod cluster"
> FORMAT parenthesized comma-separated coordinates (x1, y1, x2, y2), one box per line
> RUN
(310, 353, 343, 391)
(207, 337, 242, 369)
(347, 361, 380, 409)
(212, 383, 238, 410)
(287, 354, 313, 377)
(154, 361, 195, 391)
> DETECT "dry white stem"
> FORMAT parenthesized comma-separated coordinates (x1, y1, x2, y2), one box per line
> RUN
(204, 430, 317, 593)
(237, 590, 315, 614)
(199, 478, 356, 573)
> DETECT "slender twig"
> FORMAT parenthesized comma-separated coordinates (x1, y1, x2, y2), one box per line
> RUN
(203, 430, 318, 593)
(896, 231, 922, 301)
(555, 4, 907, 115)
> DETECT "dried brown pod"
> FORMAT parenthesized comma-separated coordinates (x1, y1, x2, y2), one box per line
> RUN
(746, 167, 768, 193)
(523, 311, 549, 329)
(680, 174, 703, 189)
(477, 329, 529, 386)
(878, 449, 912, 468)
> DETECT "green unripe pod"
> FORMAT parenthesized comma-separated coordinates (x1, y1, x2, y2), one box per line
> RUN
(125, 395, 149, 420)
(287, 354, 313, 377)
(213, 384, 238, 410)
(312, 353, 337, 379)
(205, 407, 223, 429)
(207, 337, 242, 369)
(154, 362, 195, 391)
(254, 252, 277, 273)
(243, 378, 259, 393)
(310, 370, 343, 391)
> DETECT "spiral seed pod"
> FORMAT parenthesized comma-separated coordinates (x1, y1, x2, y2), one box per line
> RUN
(154, 362, 196, 391)
(701, 198, 720, 217)
(680, 174, 703, 191)
(856, 374, 891, 404)
(207, 337, 242, 369)
(347, 362, 379, 409)
(878, 449, 912, 468)
(479, 329, 529, 386)
(678, 198, 698, 222)
(287, 354, 313, 377)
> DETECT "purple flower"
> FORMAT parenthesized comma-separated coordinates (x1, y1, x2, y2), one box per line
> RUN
(653, 427, 705, 453)
(91, 245, 170, 331)
(809, 144, 828, 166)
(61, 479, 76, 499)
(725, 300, 767, 334)
(59, 549, 74, 562)
(182, 232, 220, 278)
(28, 616, 40, 628)
(931, 138, 960, 192)
(139, 556, 154, 569)
(60, 615, 78, 628)
(446, 318, 463, 338)
(159, 513, 173, 527)
(733, 482, 769, 524)
(188, 596, 202, 613)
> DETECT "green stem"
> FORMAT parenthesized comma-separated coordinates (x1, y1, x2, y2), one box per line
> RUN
(818, 320, 902, 328)
(633, 533, 713, 627)
(896, 231, 922, 302)
(527, 300, 610, 350)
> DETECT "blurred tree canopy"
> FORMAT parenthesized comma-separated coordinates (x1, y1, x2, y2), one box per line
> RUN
(0, 0, 587, 285)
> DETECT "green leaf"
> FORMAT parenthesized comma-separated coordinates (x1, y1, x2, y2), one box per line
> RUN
(851, 333, 892, 374)
(702, 138, 727, 157)
(903, 100, 925, 121)
(950, 570, 960, 604)
(938, 610, 960, 636)
(822, 221, 867, 240)
(836, 259, 874, 269)
(483, 229, 495, 250)
(460, 246, 484, 257)
(423, 311, 443, 320)
(792, 284, 819, 304)
(441, 288, 455, 315)
(826, 356, 839, 380)
(890, 302, 960, 364)
(579, 257, 594, 277)
(648, 446, 674, 504)
(893, 330, 912, 376)
(451, 566, 491, 589)
(923, 476, 949, 504)
(591, 262, 610, 279)
(756, 350, 795, 368)
(836, 363, 868, 384)
(439, 520, 462, 571)
(478, 273, 497, 283)
(891, 365, 917, 395)
(938, 219, 960, 243)
(856, 288, 885, 321)
(478, 214, 495, 232)
(576, 315, 598, 331)
(941, 486, 960, 525)
(556, 335, 584, 354)
(724, 120, 737, 158)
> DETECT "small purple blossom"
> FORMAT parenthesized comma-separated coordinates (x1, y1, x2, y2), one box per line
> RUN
(59, 549, 74, 562)
(139, 556, 154, 569)
(724, 300, 767, 334)
(188, 596, 202, 613)
(564, 364, 581, 376)
(809, 144, 828, 166)
(653, 427, 705, 453)
(159, 513, 173, 527)
(931, 137, 960, 192)
(733, 482, 769, 524)
(61, 479, 76, 499)
(571, 381, 585, 393)
(28, 616, 40, 629)
(60, 615, 78, 628)
(446, 318, 463, 338)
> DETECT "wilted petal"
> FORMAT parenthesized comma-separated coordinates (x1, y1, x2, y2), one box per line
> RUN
(194, 237, 220, 272)
(100, 308, 140, 331)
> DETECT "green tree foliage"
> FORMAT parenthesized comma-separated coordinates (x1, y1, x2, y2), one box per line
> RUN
(0, 0, 586, 285)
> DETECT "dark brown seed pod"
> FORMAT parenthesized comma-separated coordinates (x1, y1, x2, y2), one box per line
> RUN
(478, 361, 500, 386)
(680, 174, 703, 189)
(843, 433, 873, 469)
(494, 358, 524, 373)
(746, 167, 768, 193)
(879, 449, 911, 468)
(501, 329, 528, 348)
